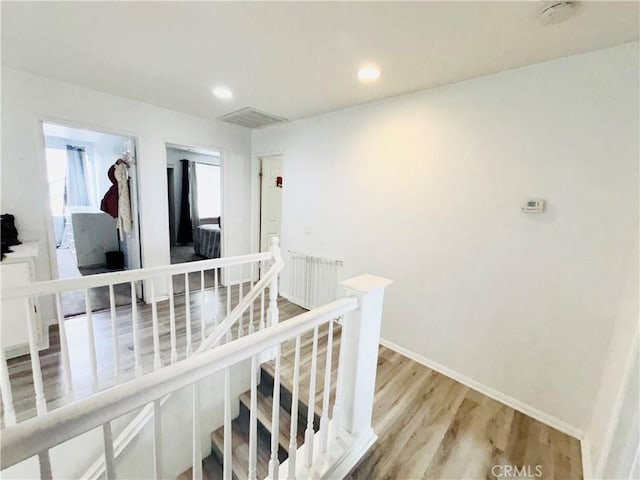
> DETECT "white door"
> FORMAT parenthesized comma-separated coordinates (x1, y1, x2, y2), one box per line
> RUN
(260, 156, 282, 253)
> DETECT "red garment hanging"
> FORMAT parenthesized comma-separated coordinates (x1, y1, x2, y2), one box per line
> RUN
(100, 165, 118, 218)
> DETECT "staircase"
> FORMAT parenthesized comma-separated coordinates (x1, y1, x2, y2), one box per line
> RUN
(178, 339, 325, 480)
(1, 268, 392, 480)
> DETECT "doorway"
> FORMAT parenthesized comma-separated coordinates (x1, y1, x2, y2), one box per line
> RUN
(259, 155, 283, 253)
(42, 122, 142, 316)
(166, 144, 223, 265)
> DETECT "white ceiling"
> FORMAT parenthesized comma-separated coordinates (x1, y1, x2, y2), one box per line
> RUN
(2, 2, 638, 123)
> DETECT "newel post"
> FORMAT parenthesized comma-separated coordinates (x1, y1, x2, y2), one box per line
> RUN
(268, 237, 281, 327)
(336, 274, 393, 436)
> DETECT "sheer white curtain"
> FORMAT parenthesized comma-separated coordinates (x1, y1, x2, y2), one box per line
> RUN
(65, 145, 90, 206)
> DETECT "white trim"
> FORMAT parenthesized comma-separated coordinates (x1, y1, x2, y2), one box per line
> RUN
(277, 423, 377, 480)
(581, 436, 593, 479)
(379, 337, 584, 440)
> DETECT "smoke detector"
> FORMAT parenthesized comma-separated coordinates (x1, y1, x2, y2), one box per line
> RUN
(539, 2, 575, 25)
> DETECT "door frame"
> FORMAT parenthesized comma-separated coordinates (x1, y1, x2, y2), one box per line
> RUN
(36, 117, 144, 287)
(166, 166, 176, 246)
(252, 153, 283, 279)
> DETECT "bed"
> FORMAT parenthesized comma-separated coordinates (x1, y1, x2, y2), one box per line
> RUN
(193, 218, 221, 259)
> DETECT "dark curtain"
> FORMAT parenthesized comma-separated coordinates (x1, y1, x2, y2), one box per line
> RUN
(177, 159, 193, 244)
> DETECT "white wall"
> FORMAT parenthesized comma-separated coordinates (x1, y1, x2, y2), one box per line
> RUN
(252, 42, 639, 432)
(1, 68, 253, 318)
(586, 244, 639, 477)
(602, 359, 639, 480)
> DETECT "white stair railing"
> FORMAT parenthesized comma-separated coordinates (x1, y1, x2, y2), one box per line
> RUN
(0, 241, 282, 427)
(79, 240, 283, 480)
(0, 273, 392, 480)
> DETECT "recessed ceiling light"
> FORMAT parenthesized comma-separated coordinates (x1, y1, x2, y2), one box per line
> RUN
(212, 86, 233, 100)
(357, 66, 380, 82)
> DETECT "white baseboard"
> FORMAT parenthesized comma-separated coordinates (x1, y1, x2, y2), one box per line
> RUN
(379, 337, 585, 441)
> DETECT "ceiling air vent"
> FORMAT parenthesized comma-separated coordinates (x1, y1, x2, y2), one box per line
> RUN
(218, 107, 287, 129)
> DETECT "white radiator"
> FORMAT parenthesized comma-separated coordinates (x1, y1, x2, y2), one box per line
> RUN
(288, 251, 343, 309)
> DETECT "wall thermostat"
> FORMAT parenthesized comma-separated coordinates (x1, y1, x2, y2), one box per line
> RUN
(521, 199, 545, 213)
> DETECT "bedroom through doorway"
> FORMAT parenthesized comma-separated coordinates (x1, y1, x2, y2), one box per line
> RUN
(166, 144, 222, 267)
(42, 121, 143, 317)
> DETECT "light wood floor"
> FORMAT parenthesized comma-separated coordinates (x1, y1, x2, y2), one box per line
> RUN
(271, 324, 583, 480)
(2, 284, 305, 424)
(2, 290, 582, 479)
(347, 347, 583, 479)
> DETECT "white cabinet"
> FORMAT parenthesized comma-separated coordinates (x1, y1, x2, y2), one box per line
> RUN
(1, 242, 46, 359)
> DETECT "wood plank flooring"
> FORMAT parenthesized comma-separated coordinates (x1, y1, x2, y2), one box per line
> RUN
(2, 288, 582, 479)
(266, 322, 582, 479)
(2, 283, 305, 424)
(345, 346, 583, 479)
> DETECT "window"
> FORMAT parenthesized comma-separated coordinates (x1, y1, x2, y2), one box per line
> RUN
(45, 147, 68, 216)
(195, 163, 221, 219)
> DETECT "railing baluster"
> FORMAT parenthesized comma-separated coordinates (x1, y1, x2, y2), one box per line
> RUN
(319, 320, 334, 453)
(108, 285, 120, 384)
(332, 315, 345, 439)
(150, 280, 161, 370)
(304, 326, 319, 467)
(192, 383, 202, 480)
(287, 335, 302, 479)
(200, 270, 206, 341)
(185, 273, 192, 357)
(54, 292, 72, 395)
(269, 270, 279, 328)
(153, 399, 163, 480)
(248, 355, 258, 480)
(103, 421, 116, 480)
(226, 266, 231, 319)
(214, 268, 219, 327)
(84, 291, 99, 393)
(268, 344, 281, 479)
(168, 276, 178, 364)
(130, 282, 142, 377)
(0, 347, 17, 426)
(223, 368, 232, 480)
(260, 290, 265, 331)
(38, 450, 52, 480)
(238, 272, 244, 337)
(249, 263, 255, 334)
